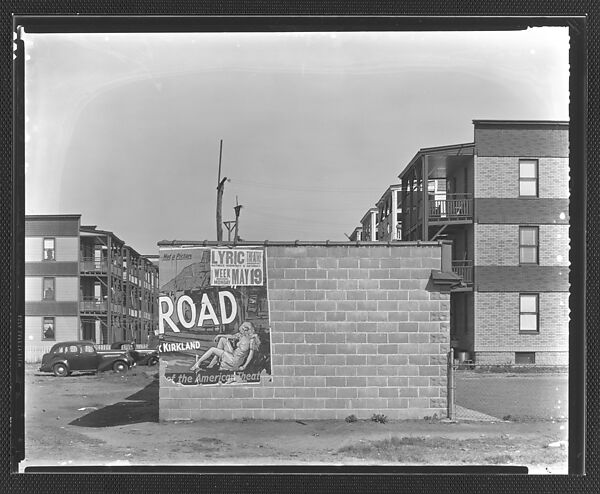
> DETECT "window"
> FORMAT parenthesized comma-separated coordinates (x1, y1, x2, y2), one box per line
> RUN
(43, 238, 55, 261)
(520, 294, 539, 332)
(519, 227, 539, 264)
(515, 352, 536, 364)
(43, 277, 55, 300)
(519, 159, 538, 197)
(42, 317, 55, 340)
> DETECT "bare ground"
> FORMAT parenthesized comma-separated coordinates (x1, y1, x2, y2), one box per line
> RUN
(21, 364, 568, 473)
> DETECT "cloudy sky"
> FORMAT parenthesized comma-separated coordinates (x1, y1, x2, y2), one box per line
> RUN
(23, 28, 569, 254)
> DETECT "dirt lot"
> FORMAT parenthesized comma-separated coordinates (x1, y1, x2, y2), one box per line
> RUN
(22, 363, 568, 473)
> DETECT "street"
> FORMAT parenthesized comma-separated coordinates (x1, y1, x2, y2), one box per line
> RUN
(22, 364, 568, 472)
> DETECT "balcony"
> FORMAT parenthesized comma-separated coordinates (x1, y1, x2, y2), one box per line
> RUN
(452, 260, 473, 285)
(81, 257, 108, 274)
(429, 194, 473, 222)
(80, 297, 107, 313)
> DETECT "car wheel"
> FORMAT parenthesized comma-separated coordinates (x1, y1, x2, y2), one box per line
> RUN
(53, 363, 68, 377)
(113, 361, 128, 373)
(148, 356, 159, 366)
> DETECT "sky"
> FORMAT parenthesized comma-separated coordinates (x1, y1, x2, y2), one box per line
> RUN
(23, 28, 569, 255)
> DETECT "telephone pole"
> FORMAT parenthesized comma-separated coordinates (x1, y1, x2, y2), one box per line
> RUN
(216, 140, 227, 241)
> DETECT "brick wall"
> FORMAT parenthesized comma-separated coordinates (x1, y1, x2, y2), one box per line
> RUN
(475, 224, 570, 266)
(474, 292, 569, 359)
(160, 243, 451, 421)
(474, 125, 569, 158)
(474, 157, 569, 199)
(475, 198, 570, 225)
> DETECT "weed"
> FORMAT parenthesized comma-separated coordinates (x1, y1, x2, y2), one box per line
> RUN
(371, 413, 387, 424)
(345, 414, 358, 423)
(502, 414, 512, 421)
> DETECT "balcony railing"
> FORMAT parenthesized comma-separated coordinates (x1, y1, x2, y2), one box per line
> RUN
(429, 194, 473, 221)
(452, 260, 473, 285)
(80, 297, 107, 312)
(81, 257, 108, 273)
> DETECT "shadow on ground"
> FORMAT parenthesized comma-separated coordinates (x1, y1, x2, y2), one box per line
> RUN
(70, 379, 158, 427)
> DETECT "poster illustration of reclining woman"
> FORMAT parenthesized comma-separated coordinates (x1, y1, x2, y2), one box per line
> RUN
(158, 246, 271, 385)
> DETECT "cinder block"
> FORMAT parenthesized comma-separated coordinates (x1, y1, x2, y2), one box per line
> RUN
(388, 377, 409, 387)
(370, 269, 391, 279)
(295, 322, 317, 332)
(324, 355, 345, 366)
(305, 376, 327, 387)
(337, 300, 357, 311)
(377, 300, 399, 311)
(306, 269, 327, 279)
(305, 354, 326, 365)
(305, 332, 325, 344)
(366, 376, 387, 387)
(283, 354, 304, 365)
(359, 258, 381, 269)
(346, 376, 368, 387)
(315, 365, 337, 376)
(337, 388, 358, 399)
(338, 279, 359, 290)
(398, 387, 419, 397)
(378, 344, 399, 354)
(386, 290, 409, 300)
(305, 290, 325, 301)
(409, 355, 430, 365)
(387, 354, 409, 365)
(296, 279, 317, 289)
(326, 312, 346, 322)
(337, 343, 358, 354)
(326, 291, 346, 300)
(386, 398, 410, 409)
(419, 387, 440, 398)
(305, 312, 326, 322)
(388, 333, 409, 344)
(284, 333, 305, 344)
(358, 279, 379, 290)
(316, 387, 337, 398)
(408, 290, 429, 300)
(408, 376, 430, 387)
(366, 291, 387, 301)
(379, 387, 399, 398)
(325, 333, 345, 344)
(368, 312, 388, 322)
(346, 333, 367, 344)
(317, 279, 338, 290)
(335, 366, 357, 377)
(356, 300, 378, 311)
(327, 269, 349, 280)
(366, 354, 388, 365)
(315, 300, 336, 311)
(419, 366, 440, 376)
(339, 258, 359, 268)
(357, 387, 379, 398)
(297, 258, 318, 269)
(296, 366, 316, 376)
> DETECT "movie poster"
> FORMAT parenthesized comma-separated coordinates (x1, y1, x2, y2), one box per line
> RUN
(158, 247, 271, 385)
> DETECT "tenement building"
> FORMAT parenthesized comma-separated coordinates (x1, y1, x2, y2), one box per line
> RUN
(354, 120, 569, 365)
(25, 215, 159, 347)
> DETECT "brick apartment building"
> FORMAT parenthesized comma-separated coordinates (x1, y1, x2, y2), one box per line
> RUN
(25, 215, 159, 347)
(350, 120, 569, 365)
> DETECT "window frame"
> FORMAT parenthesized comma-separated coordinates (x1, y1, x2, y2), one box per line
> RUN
(519, 226, 539, 265)
(42, 277, 55, 301)
(515, 352, 536, 364)
(42, 316, 55, 341)
(519, 159, 539, 198)
(43, 237, 56, 261)
(519, 293, 540, 334)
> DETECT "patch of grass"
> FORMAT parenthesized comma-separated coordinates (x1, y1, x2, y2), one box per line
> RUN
(371, 413, 387, 424)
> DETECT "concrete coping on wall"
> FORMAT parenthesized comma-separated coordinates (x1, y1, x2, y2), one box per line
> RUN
(157, 240, 452, 248)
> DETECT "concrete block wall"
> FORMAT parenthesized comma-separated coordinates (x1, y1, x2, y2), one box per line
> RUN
(160, 243, 451, 421)
(474, 292, 569, 364)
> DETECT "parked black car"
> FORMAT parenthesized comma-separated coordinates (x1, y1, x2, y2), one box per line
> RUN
(110, 341, 159, 366)
(39, 341, 136, 377)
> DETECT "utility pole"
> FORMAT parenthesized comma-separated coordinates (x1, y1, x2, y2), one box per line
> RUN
(233, 196, 243, 243)
(216, 139, 227, 241)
